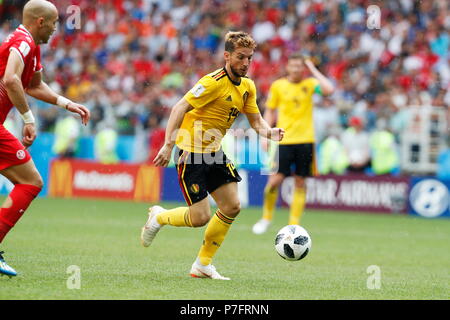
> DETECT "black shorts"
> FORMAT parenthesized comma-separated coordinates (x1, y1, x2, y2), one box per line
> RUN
(274, 143, 317, 177)
(174, 148, 242, 206)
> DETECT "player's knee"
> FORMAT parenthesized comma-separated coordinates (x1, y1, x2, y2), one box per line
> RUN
(267, 175, 284, 189)
(11, 175, 43, 189)
(193, 215, 210, 227)
(27, 175, 44, 190)
(225, 202, 241, 218)
(233, 203, 241, 216)
(34, 176, 44, 190)
(191, 211, 211, 227)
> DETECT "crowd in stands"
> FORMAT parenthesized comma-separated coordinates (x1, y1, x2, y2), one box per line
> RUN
(0, 0, 449, 174)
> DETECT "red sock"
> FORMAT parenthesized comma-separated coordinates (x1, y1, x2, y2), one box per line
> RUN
(0, 184, 41, 243)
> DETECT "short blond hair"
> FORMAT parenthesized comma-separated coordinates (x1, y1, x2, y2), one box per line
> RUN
(224, 31, 257, 52)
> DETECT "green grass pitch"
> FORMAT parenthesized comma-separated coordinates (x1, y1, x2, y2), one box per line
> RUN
(0, 196, 448, 300)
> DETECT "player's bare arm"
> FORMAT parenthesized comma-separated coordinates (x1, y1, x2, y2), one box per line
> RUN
(26, 71, 90, 125)
(260, 108, 278, 151)
(3, 49, 36, 147)
(246, 112, 284, 142)
(3, 50, 28, 114)
(263, 108, 277, 128)
(304, 59, 335, 96)
(153, 98, 193, 167)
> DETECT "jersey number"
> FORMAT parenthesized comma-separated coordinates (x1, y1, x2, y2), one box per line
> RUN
(227, 107, 240, 122)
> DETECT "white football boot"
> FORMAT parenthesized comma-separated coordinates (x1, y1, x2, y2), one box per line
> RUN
(190, 258, 230, 280)
(252, 219, 271, 235)
(0, 251, 17, 278)
(140, 205, 166, 247)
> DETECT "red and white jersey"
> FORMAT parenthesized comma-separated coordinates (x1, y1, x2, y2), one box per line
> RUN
(0, 24, 43, 124)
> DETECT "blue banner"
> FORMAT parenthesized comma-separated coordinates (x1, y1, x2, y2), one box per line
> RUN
(161, 167, 185, 203)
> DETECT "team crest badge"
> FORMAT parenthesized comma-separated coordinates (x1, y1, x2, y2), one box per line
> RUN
(16, 150, 26, 160)
(190, 184, 200, 194)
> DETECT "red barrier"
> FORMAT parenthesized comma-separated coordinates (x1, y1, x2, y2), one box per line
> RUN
(49, 159, 161, 202)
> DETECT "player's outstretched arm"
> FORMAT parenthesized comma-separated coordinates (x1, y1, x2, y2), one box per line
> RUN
(153, 98, 193, 167)
(26, 71, 90, 125)
(304, 59, 335, 96)
(246, 112, 284, 142)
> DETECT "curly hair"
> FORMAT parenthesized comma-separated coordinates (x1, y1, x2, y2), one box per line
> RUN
(224, 31, 257, 53)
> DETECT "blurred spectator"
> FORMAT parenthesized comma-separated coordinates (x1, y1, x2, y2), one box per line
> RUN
(52, 115, 81, 158)
(0, 0, 447, 172)
(318, 125, 348, 175)
(314, 96, 340, 143)
(369, 118, 400, 175)
(146, 114, 165, 163)
(341, 116, 371, 173)
(94, 124, 119, 164)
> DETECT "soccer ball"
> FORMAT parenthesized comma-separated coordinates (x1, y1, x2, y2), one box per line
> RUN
(275, 225, 312, 261)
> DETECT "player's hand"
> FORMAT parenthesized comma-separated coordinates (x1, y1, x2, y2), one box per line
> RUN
(269, 127, 284, 142)
(22, 123, 36, 148)
(304, 58, 317, 71)
(66, 102, 90, 126)
(153, 144, 173, 167)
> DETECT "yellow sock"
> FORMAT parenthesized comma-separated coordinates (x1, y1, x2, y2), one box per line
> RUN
(197, 209, 234, 266)
(262, 185, 278, 221)
(289, 188, 306, 225)
(156, 207, 193, 227)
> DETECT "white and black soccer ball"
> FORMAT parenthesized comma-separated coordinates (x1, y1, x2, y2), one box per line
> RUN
(275, 225, 312, 261)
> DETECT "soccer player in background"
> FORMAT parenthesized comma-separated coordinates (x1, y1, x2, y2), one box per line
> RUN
(142, 31, 285, 280)
(252, 53, 335, 235)
(0, 0, 90, 277)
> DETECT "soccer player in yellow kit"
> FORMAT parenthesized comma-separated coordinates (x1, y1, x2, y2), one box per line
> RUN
(252, 53, 334, 234)
(141, 31, 284, 280)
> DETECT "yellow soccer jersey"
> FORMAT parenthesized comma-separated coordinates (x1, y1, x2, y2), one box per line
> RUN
(177, 68, 260, 153)
(266, 77, 321, 144)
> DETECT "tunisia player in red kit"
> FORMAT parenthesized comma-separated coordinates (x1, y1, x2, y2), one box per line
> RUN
(0, 0, 90, 277)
